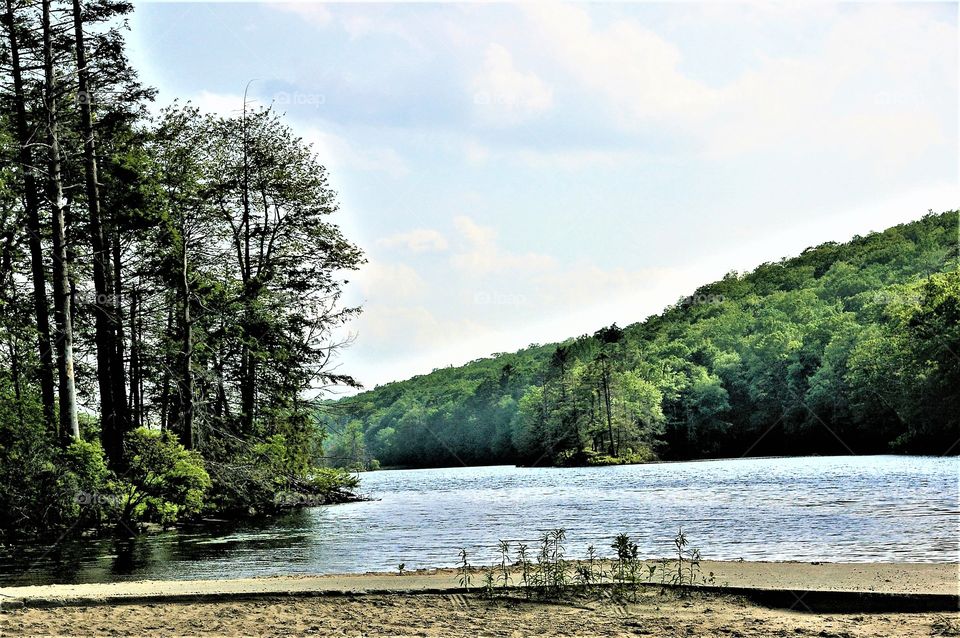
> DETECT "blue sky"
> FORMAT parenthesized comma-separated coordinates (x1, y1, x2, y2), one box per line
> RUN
(128, 1, 958, 390)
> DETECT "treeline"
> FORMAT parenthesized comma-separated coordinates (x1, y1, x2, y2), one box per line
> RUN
(326, 211, 959, 468)
(0, 0, 362, 541)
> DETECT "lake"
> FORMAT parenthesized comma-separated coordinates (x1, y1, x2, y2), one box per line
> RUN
(1, 455, 957, 586)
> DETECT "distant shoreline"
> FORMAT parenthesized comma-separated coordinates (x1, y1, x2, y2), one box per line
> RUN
(373, 452, 955, 472)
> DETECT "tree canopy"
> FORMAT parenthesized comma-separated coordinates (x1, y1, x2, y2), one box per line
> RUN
(0, 0, 362, 541)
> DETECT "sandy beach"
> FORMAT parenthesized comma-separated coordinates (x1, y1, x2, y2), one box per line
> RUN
(3, 589, 960, 638)
(1, 561, 956, 637)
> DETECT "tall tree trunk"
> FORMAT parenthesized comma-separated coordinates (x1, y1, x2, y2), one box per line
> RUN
(128, 286, 141, 429)
(3, 0, 57, 431)
(159, 298, 173, 431)
(178, 238, 193, 449)
(110, 232, 128, 431)
(43, 0, 79, 440)
(72, 0, 125, 461)
(239, 95, 255, 434)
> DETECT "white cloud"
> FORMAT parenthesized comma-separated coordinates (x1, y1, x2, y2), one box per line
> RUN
(702, 5, 954, 163)
(470, 43, 554, 126)
(302, 128, 409, 178)
(518, 3, 954, 168)
(512, 148, 628, 170)
(466, 142, 642, 171)
(524, 4, 718, 126)
(377, 229, 449, 253)
(276, 3, 332, 28)
(354, 262, 427, 302)
(450, 215, 557, 276)
(189, 90, 247, 117)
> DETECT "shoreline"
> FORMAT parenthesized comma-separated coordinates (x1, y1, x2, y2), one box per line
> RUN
(2, 560, 957, 609)
(378, 452, 958, 472)
(1, 562, 957, 638)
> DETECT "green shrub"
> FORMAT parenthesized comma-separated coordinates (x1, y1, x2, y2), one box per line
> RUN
(58, 439, 112, 529)
(586, 446, 657, 466)
(114, 428, 211, 528)
(206, 433, 360, 515)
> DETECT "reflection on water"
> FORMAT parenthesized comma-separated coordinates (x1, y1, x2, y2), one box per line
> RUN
(2, 455, 957, 586)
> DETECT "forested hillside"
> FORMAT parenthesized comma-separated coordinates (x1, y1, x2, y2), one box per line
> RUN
(325, 211, 960, 468)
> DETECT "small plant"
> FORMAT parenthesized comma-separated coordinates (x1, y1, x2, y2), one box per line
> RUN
(549, 528, 568, 593)
(663, 527, 705, 593)
(398, 562, 405, 576)
(497, 539, 511, 589)
(515, 542, 532, 598)
(687, 547, 701, 585)
(457, 548, 471, 590)
(574, 562, 592, 588)
(481, 569, 496, 598)
(646, 563, 657, 583)
(529, 528, 568, 598)
(586, 544, 598, 582)
(611, 532, 641, 600)
(574, 544, 599, 590)
(673, 527, 687, 586)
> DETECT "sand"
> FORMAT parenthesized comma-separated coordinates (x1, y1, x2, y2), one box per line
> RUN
(0, 562, 957, 637)
(1, 560, 956, 604)
(2, 590, 959, 637)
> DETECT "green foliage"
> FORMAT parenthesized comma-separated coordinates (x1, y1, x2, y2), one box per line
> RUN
(333, 211, 960, 464)
(458, 527, 716, 601)
(0, 3, 365, 543)
(457, 548, 472, 590)
(205, 432, 359, 515)
(116, 428, 211, 527)
(324, 420, 370, 471)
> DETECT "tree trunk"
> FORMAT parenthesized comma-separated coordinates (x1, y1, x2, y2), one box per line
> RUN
(43, 0, 79, 440)
(159, 298, 173, 432)
(110, 231, 128, 431)
(128, 287, 141, 429)
(179, 238, 194, 449)
(239, 96, 256, 434)
(3, 0, 57, 432)
(72, 0, 126, 462)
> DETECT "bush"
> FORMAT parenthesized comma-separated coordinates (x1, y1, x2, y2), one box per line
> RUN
(58, 439, 112, 530)
(114, 428, 211, 528)
(206, 433, 361, 516)
(585, 446, 658, 466)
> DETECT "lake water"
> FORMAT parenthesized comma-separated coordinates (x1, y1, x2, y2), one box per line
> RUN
(2, 455, 958, 586)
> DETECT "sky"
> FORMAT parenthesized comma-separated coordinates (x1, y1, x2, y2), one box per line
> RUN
(127, 1, 959, 392)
